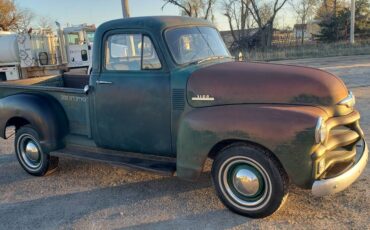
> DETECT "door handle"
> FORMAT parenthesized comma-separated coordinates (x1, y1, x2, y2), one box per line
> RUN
(96, 80, 113, 85)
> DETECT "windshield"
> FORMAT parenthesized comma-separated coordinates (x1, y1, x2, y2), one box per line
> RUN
(165, 26, 230, 65)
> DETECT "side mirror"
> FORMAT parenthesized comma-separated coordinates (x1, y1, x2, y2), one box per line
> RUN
(84, 85, 90, 94)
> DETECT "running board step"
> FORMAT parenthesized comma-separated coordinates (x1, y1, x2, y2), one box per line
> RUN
(50, 146, 176, 175)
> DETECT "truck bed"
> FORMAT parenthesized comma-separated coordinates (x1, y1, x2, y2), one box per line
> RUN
(0, 74, 89, 89)
(0, 74, 91, 137)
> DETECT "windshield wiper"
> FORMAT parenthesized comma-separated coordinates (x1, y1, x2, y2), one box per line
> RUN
(189, 56, 231, 66)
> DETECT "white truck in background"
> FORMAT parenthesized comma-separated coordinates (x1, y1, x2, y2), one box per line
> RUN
(58, 24, 95, 70)
(0, 24, 95, 81)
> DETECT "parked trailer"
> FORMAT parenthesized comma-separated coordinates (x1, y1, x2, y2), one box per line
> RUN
(0, 30, 64, 80)
(0, 24, 96, 81)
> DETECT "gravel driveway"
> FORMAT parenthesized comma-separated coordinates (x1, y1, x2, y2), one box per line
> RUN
(1, 55, 369, 230)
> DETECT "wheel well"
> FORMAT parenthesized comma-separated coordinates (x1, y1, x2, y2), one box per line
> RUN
(5, 117, 30, 137)
(208, 139, 240, 159)
(208, 139, 288, 179)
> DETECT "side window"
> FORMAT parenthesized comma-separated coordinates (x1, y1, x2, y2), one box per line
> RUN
(105, 34, 162, 71)
(105, 34, 142, 71)
(142, 36, 162, 70)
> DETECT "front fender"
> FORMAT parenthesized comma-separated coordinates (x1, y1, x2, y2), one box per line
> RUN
(176, 104, 327, 188)
(0, 93, 69, 152)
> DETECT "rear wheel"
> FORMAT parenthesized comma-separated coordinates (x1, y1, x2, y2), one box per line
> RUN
(15, 125, 58, 176)
(211, 143, 289, 218)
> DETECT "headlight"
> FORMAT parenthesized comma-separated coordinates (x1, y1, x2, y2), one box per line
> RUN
(315, 117, 328, 144)
(338, 91, 355, 108)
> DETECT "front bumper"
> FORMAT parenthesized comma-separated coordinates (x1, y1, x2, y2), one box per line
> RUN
(312, 138, 368, 196)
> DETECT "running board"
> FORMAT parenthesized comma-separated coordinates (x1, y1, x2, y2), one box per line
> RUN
(50, 146, 176, 176)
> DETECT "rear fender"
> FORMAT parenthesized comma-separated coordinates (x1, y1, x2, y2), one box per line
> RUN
(0, 93, 69, 152)
(176, 105, 326, 188)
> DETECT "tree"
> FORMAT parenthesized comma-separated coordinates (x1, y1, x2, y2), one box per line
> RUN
(316, 8, 350, 42)
(14, 9, 34, 32)
(38, 16, 53, 29)
(246, 0, 289, 47)
(315, 0, 346, 19)
(290, 0, 318, 44)
(162, 0, 216, 20)
(0, 0, 19, 31)
(355, 0, 370, 37)
(0, 0, 34, 32)
(314, 0, 345, 42)
(223, 0, 253, 49)
(315, 0, 370, 42)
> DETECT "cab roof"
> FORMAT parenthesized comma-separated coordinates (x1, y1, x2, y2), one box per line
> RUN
(96, 16, 215, 34)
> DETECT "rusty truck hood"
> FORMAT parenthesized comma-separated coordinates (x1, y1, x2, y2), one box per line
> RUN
(187, 62, 348, 108)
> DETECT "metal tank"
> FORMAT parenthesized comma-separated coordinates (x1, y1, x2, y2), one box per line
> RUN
(0, 32, 20, 64)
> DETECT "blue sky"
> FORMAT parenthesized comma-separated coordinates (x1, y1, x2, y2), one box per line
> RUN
(17, 0, 178, 27)
(16, 0, 293, 31)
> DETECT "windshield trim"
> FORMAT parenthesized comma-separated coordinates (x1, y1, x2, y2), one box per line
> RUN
(164, 26, 231, 67)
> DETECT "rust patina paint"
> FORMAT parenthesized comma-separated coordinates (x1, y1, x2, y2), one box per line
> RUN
(177, 105, 327, 187)
(187, 62, 349, 108)
(177, 61, 350, 186)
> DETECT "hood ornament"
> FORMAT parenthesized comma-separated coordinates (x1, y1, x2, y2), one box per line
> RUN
(192, 95, 215, 101)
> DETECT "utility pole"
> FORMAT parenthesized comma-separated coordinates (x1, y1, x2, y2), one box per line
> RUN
(350, 0, 355, 44)
(121, 0, 130, 18)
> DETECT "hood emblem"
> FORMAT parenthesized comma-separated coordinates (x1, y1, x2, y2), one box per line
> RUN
(192, 95, 215, 101)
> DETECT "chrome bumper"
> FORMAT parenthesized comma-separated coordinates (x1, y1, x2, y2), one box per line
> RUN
(312, 139, 368, 196)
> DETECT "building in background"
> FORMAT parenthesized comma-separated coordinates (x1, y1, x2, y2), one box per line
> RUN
(293, 20, 321, 42)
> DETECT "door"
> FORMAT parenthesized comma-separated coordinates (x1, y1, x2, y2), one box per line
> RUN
(93, 32, 172, 156)
(65, 31, 90, 68)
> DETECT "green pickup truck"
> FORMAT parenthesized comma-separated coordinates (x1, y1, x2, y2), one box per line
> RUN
(0, 16, 367, 218)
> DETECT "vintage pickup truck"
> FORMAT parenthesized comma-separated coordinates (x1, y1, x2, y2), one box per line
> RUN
(0, 16, 367, 218)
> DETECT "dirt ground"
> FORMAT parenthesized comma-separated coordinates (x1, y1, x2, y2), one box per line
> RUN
(0, 55, 369, 230)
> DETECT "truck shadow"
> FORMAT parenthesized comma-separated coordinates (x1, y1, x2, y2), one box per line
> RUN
(1, 155, 368, 229)
(0, 159, 229, 229)
(0, 154, 32, 186)
(119, 209, 248, 230)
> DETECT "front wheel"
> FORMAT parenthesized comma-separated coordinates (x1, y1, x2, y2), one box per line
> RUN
(211, 143, 289, 218)
(15, 125, 58, 176)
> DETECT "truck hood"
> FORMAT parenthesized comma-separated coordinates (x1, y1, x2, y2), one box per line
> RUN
(187, 62, 348, 108)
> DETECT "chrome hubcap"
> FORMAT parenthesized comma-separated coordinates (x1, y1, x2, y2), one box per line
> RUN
(25, 141, 39, 161)
(219, 156, 272, 210)
(18, 134, 42, 169)
(232, 166, 260, 196)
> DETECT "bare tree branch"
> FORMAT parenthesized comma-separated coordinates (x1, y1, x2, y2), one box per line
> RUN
(204, 0, 215, 19)
(162, 0, 192, 16)
(289, 0, 318, 44)
(246, 0, 289, 47)
(162, 0, 216, 20)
